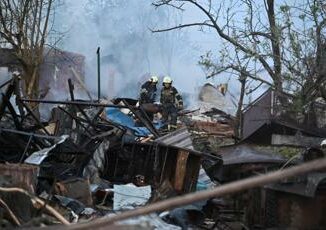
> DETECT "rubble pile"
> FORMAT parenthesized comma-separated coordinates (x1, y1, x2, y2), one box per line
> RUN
(183, 83, 236, 152)
(0, 77, 326, 229)
(0, 77, 218, 229)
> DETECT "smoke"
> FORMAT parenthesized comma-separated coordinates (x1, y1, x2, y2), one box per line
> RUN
(54, 0, 207, 104)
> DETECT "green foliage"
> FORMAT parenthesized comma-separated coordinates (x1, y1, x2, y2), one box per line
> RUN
(199, 51, 214, 69)
(280, 5, 290, 13)
(278, 146, 302, 158)
(256, 146, 302, 158)
(299, 14, 306, 20)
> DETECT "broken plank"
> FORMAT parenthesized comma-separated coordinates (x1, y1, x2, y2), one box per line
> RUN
(174, 150, 190, 193)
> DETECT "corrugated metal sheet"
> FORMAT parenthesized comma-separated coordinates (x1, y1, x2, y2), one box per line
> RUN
(155, 127, 194, 150)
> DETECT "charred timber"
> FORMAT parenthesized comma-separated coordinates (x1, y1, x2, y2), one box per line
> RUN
(20, 99, 135, 109)
(0, 127, 60, 140)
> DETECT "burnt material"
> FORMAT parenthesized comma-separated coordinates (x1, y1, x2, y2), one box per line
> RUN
(20, 98, 132, 109)
(122, 99, 160, 138)
(104, 142, 201, 195)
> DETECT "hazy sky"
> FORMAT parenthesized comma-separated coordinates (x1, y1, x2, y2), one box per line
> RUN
(54, 0, 231, 100)
(54, 0, 304, 102)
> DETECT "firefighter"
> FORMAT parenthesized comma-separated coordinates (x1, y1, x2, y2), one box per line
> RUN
(160, 76, 183, 130)
(139, 75, 158, 105)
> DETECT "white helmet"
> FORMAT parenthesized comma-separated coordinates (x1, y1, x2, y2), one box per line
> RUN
(163, 76, 172, 84)
(150, 76, 159, 83)
(321, 139, 326, 148)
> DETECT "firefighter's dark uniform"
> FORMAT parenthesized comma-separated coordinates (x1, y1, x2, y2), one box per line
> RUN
(160, 86, 183, 128)
(139, 81, 157, 121)
(139, 81, 157, 104)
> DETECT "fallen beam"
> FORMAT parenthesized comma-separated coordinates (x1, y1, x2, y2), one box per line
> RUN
(122, 99, 160, 138)
(0, 127, 60, 140)
(20, 101, 50, 135)
(20, 98, 134, 109)
(66, 158, 326, 229)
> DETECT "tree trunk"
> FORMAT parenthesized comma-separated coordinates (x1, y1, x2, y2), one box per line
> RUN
(23, 65, 41, 118)
(234, 74, 246, 142)
(266, 0, 282, 93)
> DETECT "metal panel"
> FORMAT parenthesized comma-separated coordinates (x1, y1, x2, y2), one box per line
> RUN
(155, 127, 194, 150)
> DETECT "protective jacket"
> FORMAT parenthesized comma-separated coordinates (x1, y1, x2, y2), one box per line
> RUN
(139, 81, 157, 104)
(160, 86, 183, 109)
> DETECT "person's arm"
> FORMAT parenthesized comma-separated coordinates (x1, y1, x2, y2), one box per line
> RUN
(174, 88, 183, 110)
(139, 83, 149, 103)
(160, 89, 163, 104)
(152, 90, 157, 102)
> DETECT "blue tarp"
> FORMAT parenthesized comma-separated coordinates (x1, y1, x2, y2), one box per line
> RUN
(106, 108, 162, 137)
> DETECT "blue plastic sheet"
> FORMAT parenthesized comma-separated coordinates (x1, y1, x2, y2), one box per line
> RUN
(106, 108, 162, 137)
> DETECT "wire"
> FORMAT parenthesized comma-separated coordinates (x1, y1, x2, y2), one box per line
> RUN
(280, 153, 301, 170)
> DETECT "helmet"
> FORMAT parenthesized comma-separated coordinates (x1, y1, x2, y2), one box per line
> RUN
(12, 71, 20, 76)
(163, 76, 172, 84)
(150, 76, 158, 83)
(321, 139, 326, 148)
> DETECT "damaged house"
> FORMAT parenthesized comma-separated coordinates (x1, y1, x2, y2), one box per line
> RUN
(0, 48, 85, 100)
(207, 88, 326, 229)
(0, 47, 326, 228)
(242, 88, 326, 146)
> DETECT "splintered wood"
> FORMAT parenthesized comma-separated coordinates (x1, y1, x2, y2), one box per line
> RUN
(174, 150, 190, 193)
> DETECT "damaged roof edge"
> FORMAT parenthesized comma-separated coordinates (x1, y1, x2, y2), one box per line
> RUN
(155, 127, 221, 160)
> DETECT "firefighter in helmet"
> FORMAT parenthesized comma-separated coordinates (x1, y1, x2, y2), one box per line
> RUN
(160, 76, 183, 130)
(139, 75, 159, 105)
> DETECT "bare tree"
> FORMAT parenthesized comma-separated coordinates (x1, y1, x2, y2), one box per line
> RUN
(279, 1, 326, 102)
(152, 0, 326, 97)
(0, 0, 55, 100)
(153, 0, 326, 137)
(152, 0, 284, 91)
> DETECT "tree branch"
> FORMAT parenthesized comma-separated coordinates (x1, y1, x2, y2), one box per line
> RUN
(151, 22, 215, 33)
(154, 0, 275, 82)
(206, 64, 273, 87)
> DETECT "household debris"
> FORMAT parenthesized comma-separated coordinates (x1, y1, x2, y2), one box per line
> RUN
(113, 184, 151, 210)
(0, 76, 326, 229)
